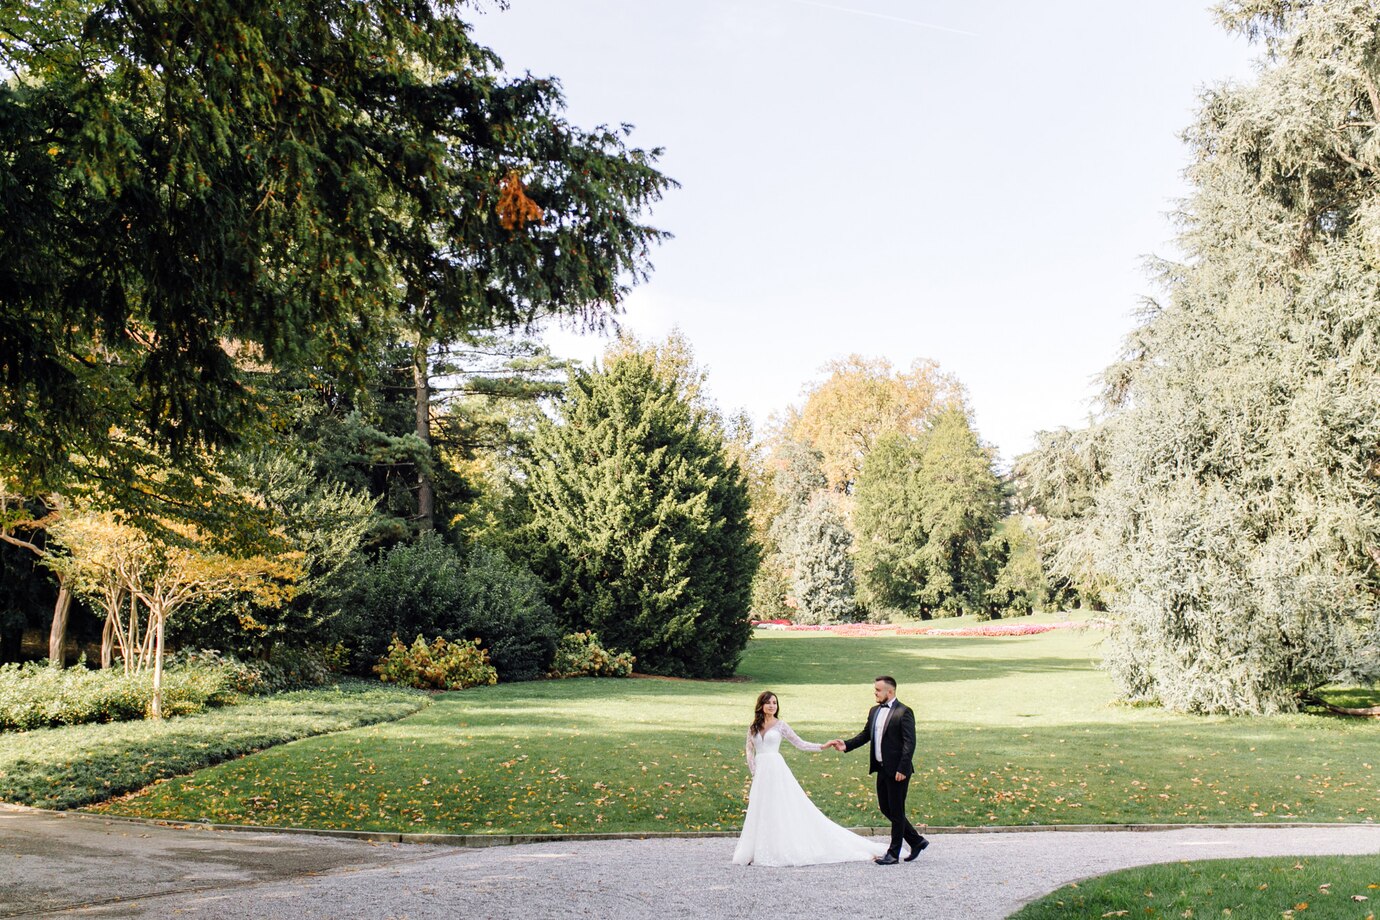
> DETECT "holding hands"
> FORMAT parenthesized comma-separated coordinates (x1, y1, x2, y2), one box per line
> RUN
(824, 739, 845, 752)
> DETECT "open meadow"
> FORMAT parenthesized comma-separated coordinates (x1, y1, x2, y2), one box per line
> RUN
(89, 616, 1379, 836)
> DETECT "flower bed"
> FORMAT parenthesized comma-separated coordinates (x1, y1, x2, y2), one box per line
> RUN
(752, 620, 1095, 637)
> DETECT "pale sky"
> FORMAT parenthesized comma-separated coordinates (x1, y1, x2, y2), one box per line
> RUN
(467, 1, 1258, 465)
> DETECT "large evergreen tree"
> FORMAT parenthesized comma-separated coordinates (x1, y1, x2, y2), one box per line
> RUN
(0, 0, 670, 493)
(1029, 0, 1380, 713)
(525, 336, 758, 678)
(853, 432, 928, 613)
(853, 409, 1003, 617)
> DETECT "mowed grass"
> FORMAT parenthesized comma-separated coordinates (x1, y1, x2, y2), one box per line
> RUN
(91, 619, 1380, 835)
(1011, 855, 1380, 919)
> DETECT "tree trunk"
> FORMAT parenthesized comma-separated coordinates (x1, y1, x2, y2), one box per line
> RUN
(413, 340, 435, 532)
(150, 612, 165, 719)
(127, 592, 140, 674)
(101, 615, 115, 669)
(47, 581, 71, 667)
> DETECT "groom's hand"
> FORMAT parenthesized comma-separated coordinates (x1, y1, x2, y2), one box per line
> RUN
(826, 739, 844, 751)
(895, 772, 906, 781)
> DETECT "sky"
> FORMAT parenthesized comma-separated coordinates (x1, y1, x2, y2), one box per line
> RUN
(466, 1, 1260, 465)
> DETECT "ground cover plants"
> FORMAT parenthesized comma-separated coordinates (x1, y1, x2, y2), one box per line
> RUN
(0, 682, 428, 809)
(90, 619, 1380, 835)
(1010, 854, 1380, 919)
(0, 658, 239, 730)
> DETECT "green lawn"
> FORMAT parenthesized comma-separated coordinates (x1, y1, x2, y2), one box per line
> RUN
(1011, 855, 1380, 919)
(91, 620, 1379, 835)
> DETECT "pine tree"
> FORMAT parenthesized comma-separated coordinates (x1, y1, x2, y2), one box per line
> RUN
(525, 336, 758, 678)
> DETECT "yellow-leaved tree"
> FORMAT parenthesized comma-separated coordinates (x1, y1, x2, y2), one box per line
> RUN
(48, 513, 303, 718)
(788, 355, 964, 494)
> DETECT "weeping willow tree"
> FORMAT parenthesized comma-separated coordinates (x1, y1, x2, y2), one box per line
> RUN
(1030, 0, 1380, 714)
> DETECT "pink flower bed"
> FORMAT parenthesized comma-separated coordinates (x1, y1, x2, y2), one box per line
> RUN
(752, 620, 1088, 637)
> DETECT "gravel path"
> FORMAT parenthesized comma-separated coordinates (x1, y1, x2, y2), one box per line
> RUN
(4, 807, 1378, 919)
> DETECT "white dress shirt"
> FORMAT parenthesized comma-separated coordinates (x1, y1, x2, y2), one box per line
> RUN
(873, 701, 892, 761)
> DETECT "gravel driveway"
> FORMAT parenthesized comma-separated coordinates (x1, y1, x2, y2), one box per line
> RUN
(4, 806, 1378, 919)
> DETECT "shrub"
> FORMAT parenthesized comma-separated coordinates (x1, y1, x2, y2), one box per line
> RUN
(165, 648, 269, 696)
(322, 534, 558, 681)
(455, 545, 558, 682)
(162, 645, 337, 696)
(374, 635, 498, 690)
(256, 645, 339, 692)
(548, 631, 635, 679)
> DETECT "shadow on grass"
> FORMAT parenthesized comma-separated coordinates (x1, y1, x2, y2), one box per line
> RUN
(740, 637, 1101, 686)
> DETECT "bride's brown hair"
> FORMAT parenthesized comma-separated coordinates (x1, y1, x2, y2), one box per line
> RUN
(750, 690, 778, 738)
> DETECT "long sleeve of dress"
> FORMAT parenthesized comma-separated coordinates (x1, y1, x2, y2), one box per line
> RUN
(745, 729, 756, 776)
(777, 721, 824, 752)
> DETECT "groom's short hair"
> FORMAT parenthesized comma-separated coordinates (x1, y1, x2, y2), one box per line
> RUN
(875, 675, 897, 689)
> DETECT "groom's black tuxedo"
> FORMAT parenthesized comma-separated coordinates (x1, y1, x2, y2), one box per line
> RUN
(843, 700, 916, 778)
(843, 699, 924, 860)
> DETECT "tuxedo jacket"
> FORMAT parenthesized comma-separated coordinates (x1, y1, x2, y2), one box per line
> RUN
(843, 700, 916, 778)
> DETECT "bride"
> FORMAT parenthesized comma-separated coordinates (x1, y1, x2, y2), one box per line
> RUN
(732, 690, 887, 866)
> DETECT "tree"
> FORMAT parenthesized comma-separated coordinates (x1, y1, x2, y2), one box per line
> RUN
(525, 335, 758, 678)
(1, 0, 671, 493)
(1013, 426, 1111, 610)
(1044, 0, 1380, 713)
(781, 493, 859, 625)
(0, 534, 52, 664)
(750, 438, 823, 619)
(44, 512, 144, 671)
(982, 515, 1051, 618)
(3, 451, 316, 667)
(789, 355, 963, 493)
(173, 447, 377, 659)
(0, 491, 71, 664)
(133, 524, 299, 718)
(852, 432, 928, 613)
(46, 513, 300, 716)
(853, 409, 1003, 617)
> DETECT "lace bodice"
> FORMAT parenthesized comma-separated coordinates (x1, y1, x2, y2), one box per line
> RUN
(744, 720, 823, 775)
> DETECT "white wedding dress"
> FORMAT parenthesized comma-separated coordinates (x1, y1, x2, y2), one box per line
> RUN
(732, 721, 888, 867)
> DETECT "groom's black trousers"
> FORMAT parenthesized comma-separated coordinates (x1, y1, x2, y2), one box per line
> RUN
(876, 772, 923, 857)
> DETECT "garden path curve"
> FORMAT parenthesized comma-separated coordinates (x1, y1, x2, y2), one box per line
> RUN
(3, 805, 1379, 919)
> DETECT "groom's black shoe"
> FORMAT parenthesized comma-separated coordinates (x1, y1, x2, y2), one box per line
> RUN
(904, 837, 929, 861)
(874, 853, 900, 865)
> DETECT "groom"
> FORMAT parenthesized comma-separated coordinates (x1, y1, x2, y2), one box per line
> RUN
(827, 676, 929, 865)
